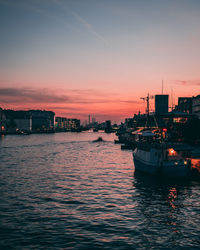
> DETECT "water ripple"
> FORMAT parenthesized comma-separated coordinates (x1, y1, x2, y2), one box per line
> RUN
(0, 132, 200, 249)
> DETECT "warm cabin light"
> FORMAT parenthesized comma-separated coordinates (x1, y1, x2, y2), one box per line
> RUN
(173, 117, 187, 123)
(184, 160, 187, 165)
(191, 159, 200, 173)
(168, 148, 177, 156)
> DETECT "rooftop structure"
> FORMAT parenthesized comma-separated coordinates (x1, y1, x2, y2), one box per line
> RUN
(192, 95, 200, 119)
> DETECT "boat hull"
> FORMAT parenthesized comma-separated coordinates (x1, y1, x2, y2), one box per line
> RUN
(133, 156, 160, 175)
(133, 155, 191, 178)
(161, 161, 191, 177)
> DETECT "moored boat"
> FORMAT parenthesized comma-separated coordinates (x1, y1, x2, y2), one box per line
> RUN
(133, 130, 192, 177)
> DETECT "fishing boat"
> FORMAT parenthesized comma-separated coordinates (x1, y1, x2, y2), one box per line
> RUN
(133, 129, 192, 177)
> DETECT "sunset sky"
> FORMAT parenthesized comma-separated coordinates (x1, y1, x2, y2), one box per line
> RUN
(0, 0, 200, 122)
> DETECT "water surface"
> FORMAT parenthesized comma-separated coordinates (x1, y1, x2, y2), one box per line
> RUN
(0, 132, 200, 249)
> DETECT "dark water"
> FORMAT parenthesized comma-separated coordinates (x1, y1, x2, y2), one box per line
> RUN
(0, 132, 200, 249)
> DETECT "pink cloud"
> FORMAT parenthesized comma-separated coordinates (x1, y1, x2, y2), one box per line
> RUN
(0, 87, 141, 122)
(175, 80, 200, 86)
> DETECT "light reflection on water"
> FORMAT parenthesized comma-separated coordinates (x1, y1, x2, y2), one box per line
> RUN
(0, 132, 200, 249)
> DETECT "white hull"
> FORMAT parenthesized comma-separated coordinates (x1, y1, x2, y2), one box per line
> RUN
(133, 147, 191, 177)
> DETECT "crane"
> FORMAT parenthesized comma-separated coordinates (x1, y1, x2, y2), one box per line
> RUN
(140, 93, 154, 115)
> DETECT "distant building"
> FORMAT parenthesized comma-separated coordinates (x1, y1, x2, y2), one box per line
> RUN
(55, 117, 65, 130)
(192, 95, 200, 119)
(67, 119, 80, 131)
(55, 117, 80, 131)
(4, 110, 32, 132)
(98, 122, 106, 130)
(29, 110, 55, 131)
(155, 95, 169, 115)
(105, 120, 112, 133)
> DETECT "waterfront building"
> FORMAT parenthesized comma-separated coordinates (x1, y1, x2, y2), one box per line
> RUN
(67, 119, 80, 131)
(192, 95, 200, 119)
(175, 97, 193, 114)
(4, 110, 32, 133)
(156, 111, 198, 143)
(155, 95, 169, 115)
(55, 117, 65, 130)
(55, 117, 80, 131)
(0, 108, 6, 134)
(174, 95, 200, 119)
(29, 110, 55, 132)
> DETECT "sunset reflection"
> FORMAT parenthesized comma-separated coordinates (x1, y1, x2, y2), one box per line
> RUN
(168, 187, 177, 209)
